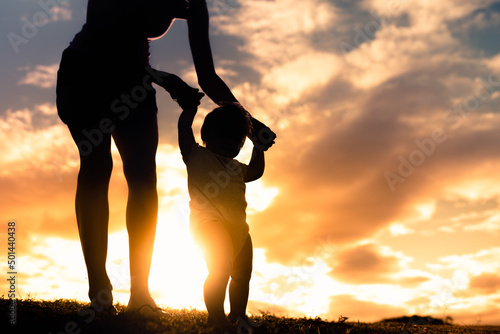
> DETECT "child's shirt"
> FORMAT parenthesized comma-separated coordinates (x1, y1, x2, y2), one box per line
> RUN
(184, 143, 250, 255)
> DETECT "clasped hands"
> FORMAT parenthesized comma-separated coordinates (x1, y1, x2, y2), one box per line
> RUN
(150, 68, 276, 151)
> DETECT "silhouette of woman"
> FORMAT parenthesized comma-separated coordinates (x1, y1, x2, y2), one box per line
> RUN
(56, 0, 274, 317)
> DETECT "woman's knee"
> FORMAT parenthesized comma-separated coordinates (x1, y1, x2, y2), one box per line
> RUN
(123, 161, 157, 188)
(77, 144, 113, 180)
(79, 156, 113, 182)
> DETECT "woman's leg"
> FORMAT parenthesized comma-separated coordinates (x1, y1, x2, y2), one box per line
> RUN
(70, 125, 114, 307)
(228, 235, 253, 322)
(57, 50, 115, 309)
(112, 108, 159, 309)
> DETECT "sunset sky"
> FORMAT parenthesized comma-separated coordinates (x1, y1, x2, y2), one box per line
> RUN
(2, 0, 500, 325)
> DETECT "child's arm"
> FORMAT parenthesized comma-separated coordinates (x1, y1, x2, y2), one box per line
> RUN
(178, 106, 198, 162)
(244, 146, 265, 182)
(176, 86, 204, 162)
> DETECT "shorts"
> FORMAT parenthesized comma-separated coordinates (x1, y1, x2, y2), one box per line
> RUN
(56, 47, 157, 131)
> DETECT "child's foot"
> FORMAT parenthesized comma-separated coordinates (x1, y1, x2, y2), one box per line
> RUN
(228, 314, 267, 334)
(208, 316, 235, 333)
(210, 323, 236, 334)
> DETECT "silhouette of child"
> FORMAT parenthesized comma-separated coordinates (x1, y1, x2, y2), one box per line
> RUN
(177, 99, 271, 332)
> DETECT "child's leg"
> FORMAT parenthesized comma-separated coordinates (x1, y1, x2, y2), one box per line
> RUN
(228, 234, 253, 322)
(197, 221, 234, 327)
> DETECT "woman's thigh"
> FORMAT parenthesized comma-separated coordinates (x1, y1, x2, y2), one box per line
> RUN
(57, 85, 114, 160)
(56, 49, 116, 158)
(111, 90, 158, 181)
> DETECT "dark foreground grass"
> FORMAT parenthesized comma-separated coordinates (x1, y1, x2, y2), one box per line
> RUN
(1, 298, 499, 334)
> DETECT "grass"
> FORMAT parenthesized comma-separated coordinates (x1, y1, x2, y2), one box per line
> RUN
(1, 297, 499, 334)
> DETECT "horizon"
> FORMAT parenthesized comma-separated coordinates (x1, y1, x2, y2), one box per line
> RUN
(2, 0, 500, 326)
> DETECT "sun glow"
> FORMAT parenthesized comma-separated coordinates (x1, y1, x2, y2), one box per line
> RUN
(389, 223, 414, 236)
(416, 203, 435, 219)
(93, 211, 209, 310)
(148, 212, 207, 310)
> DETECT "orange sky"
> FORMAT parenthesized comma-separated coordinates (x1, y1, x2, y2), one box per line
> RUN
(2, 0, 500, 325)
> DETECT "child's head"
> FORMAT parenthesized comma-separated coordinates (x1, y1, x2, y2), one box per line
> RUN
(201, 103, 252, 158)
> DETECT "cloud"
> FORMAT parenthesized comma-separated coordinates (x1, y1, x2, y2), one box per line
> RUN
(214, 0, 336, 68)
(396, 275, 430, 288)
(17, 64, 59, 89)
(325, 242, 429, 287)
(0, 105, 97, 244)
(432, 197, 498, 220)
(470, 272, 500, 294)
(48, 4, 72, 22)
(448, 2, 500, 56)
(425, 196, 500, 234)
(435, 247, 500, 275)
(21, 0, 73, 24)
(0, 104, 77, 174)
(330, 244, 402, 284)
(249, 72, 459, 263)
(261, 52, 341, 105)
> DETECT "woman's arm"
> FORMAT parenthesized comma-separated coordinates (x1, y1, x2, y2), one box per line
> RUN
(186, 0, 237, 106)
(186, 0, 277, 148)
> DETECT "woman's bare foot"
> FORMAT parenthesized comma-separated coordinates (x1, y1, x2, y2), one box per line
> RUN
(126, 293, 166, 319)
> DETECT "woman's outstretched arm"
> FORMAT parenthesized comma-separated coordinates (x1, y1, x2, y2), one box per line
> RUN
(186, 0, 276, 148)
(186, 0, 237, 105)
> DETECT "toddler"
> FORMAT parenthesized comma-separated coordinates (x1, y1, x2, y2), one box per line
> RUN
(178, 101, 269, 332)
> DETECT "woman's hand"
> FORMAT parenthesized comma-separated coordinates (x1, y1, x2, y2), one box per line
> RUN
(164, 74, 200, 102)
(149, 68, 204, 108)
(177, 91, 205, 110)
(249, 118, 276, 151)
